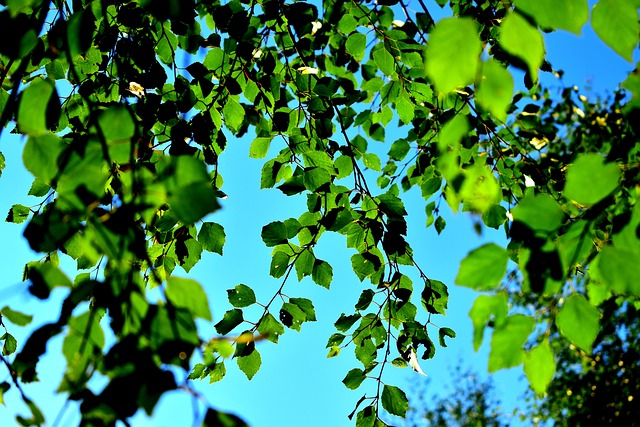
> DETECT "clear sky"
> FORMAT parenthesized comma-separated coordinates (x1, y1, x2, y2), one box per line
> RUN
(0, 2, 636, 427)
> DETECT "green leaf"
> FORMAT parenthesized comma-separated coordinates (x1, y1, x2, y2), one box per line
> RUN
(342, 368, 366, 390)
(335, 313, 361, 332)
(564, 154, 620, 205)
(223, 97, 245, 132)
(262, 221, 288, 246)
(597, 246, 640, 296)
(166, 277, 212, 321)
(421, 279, 449, 315)
(17, 78, 59, 135)
(295, 249, 315, 281)
(1, 333, 17, 356)
(381, 384, 409, 417)
(362, 153, 381, 172)
(198, 222, 226, 255)
(469, 293, 508, 351)
(215, 309, 244, 335)
(312, 259, 333, 289)
(290, 298, 316, 322)
(514, 0, 589, 34)
(270, 251, 290, 278)
(424, 17, 482, 93)
(0, 151, 4, 178)
(396, 95, 415, 124)
(524, 341, 556, 396)
(227, 284, 256, 308)
(488, 314, 535, 372)
(499, 11, 545, 81)
(97, 105, 135, 142)
(162, 156, 220, 224)
(1, 307, 33, 326)
(556, 294, 600, 352)
(438, 327, 456, 347)
(592, 0, 638, 62)
(237, 348, 261, 380)
(188, 363, 206, 380)
(249, 137, 272, 159)
(303, 167, 331, 192)
(373, 47, 395, 76)
(475, 59, 514, 122)
(346, 33, 367, 61)
(459, 165, 501, 214)
(482, 205, 507, 229)
(512, 193, 564, 233)
(22, 134, 66, 184)
(257, 313, 285, 343)
(279, 302, 306, 331)
(6, 204, 30, 224)
(455, 243, 508, 290)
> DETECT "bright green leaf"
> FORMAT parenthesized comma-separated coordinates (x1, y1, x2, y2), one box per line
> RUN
(346, 33, 367, 61)
(373, 47, 395, 76)
(524, 341, 556, 396)
(424, 17, 482, 94)
(592, 0, 639, 62)
(6, 204, 30, 224)
(476, 59, 514, 122)
(312, 259, 333, 289)
(17, 78, 59, 136)
(456, 243, 508, 290)
(488, 314, 535, 372)
(512, 193, 564, 233)
(514, 0, 589, 34)
(237, 348, 261, 380)
(198, 222, 226, 255)
(223, 97, 245, 132)
(1, 333, 17, 356)
(500, 11, 545, 81)
(1, 307, 33, 326)
(556, 294, 600, 352)
(469, 293, 508, 351)
(262, 221, 288, 246)
(342, 368, 366, 390)
(564, 154, 620, 205)
(249, 137, 272, 159)
(166, 277, 212, 321)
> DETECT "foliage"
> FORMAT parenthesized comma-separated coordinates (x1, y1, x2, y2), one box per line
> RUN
(1, 0, 640, 425)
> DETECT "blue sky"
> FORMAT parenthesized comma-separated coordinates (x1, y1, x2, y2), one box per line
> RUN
(0, 4, 637, 427)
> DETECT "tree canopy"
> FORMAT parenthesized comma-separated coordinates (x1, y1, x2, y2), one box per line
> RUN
(0, 0, 639, 425)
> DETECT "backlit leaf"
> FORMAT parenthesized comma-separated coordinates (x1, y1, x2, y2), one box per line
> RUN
(524, 341, 556, 396)
(556, 294, 600, 352)
(514, 0, 589, 34)
(592, 0, 638, 62)
(564, 154, 620, 205)
(488, 314, 535, 372)
(17, 78, 59, 136)
(456, 243, 508, 290)
(499, 11, 545, 81)
(424, 17, 481, 93)
(166, 277, 212, 321)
